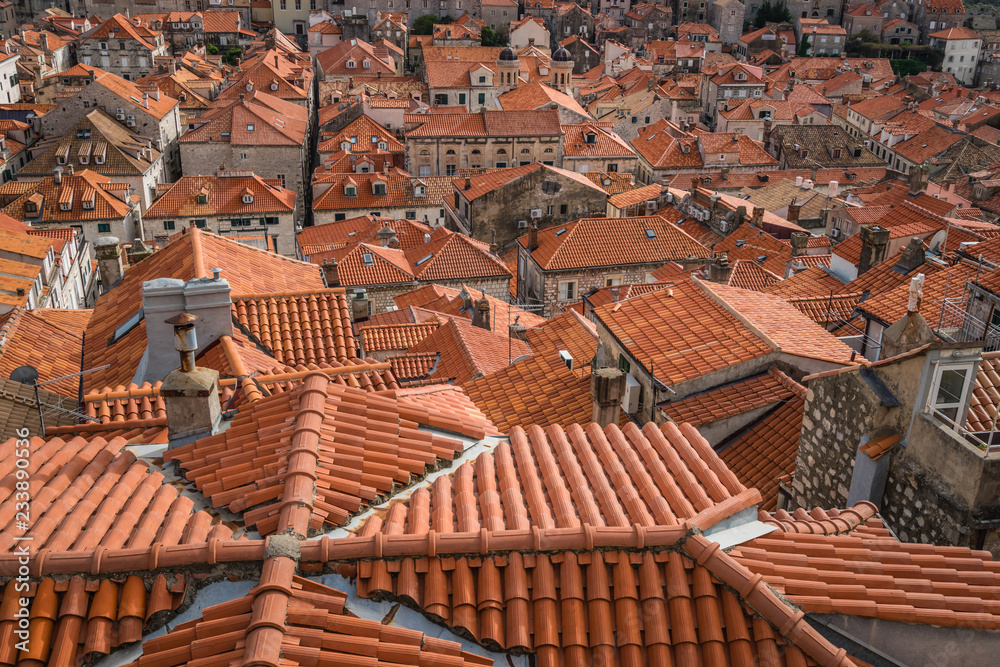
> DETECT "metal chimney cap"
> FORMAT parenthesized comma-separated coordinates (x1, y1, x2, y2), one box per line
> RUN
(165, 312, 199, 326)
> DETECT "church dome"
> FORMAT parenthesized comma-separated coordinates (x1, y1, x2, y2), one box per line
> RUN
(552, 46, 573, 62)
(498, 46, 517, 61)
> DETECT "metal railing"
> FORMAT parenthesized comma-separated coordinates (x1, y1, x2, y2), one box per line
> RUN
(933, 296, 1000, 351)
(926, 406, 1000, 456)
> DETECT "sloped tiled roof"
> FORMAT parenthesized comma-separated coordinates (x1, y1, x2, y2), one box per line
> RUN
(968, 351, 1000, 432)
(165, 374, 494, 536)
(0, 308, 91, 396)
(121, 574, 491, 667)
(82, 227, 325, 391)
(359, 321, 440, 353)
(231, 289, 360, 366)
(0, 574, 188, 667)
(702, 281, 857, 364)
(663, 366, 803, 428)
(720, 395, 805, 512)
(405, 110, 562, 137)
(180, 90, 309, 146)
(0, 435, 235, 553)
(145, 172, 295, 218)
(463, 352, 593, 432)
(409, 317, 530, 385)
(595, 279, 775, 386)
(519, 215, 709, 271)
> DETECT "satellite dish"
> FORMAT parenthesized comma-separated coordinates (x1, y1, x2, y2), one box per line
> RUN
(10, 365, 39, 385)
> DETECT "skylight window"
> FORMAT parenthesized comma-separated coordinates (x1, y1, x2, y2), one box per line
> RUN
(555, 228, 568, 236)
(644, 229, 656, 239)
(111, 308, 144, 344)
(362, 253, 374, 266)
(247, 124, 255, 131)
(415, 254, 433, 266)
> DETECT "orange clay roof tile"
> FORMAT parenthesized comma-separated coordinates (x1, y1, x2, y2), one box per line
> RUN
(165, 374, 491, 537)
(0, 574, 186, 666)
(519, 214, 708, 271)
(702, 280, 858, 364)
(663, 366, 804, 427)
(719, 395, 805, 512)
(0, 308, 91, 396)
(408, 317, 530, 385)
(82, 227, 325, 391)
(359, 321, 440, 353)
(859, 432, 900, 460)
(0, 435, 236, 554)
(231, 288, 360, 366)
(463, 352, 595, 432)
(968, 351, 1000, 432)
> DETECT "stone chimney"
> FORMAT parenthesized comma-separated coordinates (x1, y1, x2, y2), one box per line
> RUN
(95, 237, 124, 292)
(591, 367, 626, 427)
(880, 275, 936, 358)
(377, 226, 398, 248)
(160, 313, 221, 446)
(787, 203, 802, 224)
(509, 315, 528, 341)
(909, 163, 930, 196)
(128, 238, 154, 265)
(789, 231, 809, 257)
(706, 253, 732, 283)
(322, 258, 340, 287)
(896, 237, 926, 272)
(527, 221, 539, 251)
(858, 225, 890, 275)
(471, 296, 491, 330)
(751, 206, 764, 226)
(140, 270, 232, 384)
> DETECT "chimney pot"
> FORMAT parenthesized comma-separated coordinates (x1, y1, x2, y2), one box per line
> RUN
(787, 203, 802, 224)
(165, 312, 199, 372)
(527, 222, 539, 252)
(858, 225, 890, 275)
(789, 231, 809, 256)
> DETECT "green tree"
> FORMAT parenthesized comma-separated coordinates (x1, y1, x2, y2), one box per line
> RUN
(481, 26, 507, 47)
(854, 29, 879, 43)
(206, 43, 219, 55)
(413, 14, 440, 35)
(891, 59, 927, 77)
(222, 47, 243, 65)
(753, 0, 792, 29)
(798, 34, 810, 57)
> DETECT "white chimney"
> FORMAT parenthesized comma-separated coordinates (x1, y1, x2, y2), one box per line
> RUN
(829, 180, 839, 198)
(795, 176, 803, 188)
(138, 270, 232, 384)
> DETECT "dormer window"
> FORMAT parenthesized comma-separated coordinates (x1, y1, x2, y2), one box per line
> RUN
(363, 59, 371, 69)
(414, 185, 425, 196)
(377, 141, 387, 150)
(373, 181, 387, 195)
(341, 141, 352, 151)
(585, 132, 597, 144)
(246, 83, 254, 91)
(197, 193, 208, 204)
(83, 197, 94, 210)
(346, 59, 356, 69)
(345, 184, 357, 196)
(270, 82, 279, 91)
(242, 192, 254, 204)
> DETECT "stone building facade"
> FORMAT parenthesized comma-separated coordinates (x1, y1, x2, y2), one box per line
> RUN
(792, 341, 1000, 555)
(711, 0, 745, 46)
(448, 163, 608, 248)
(77, 15, 169, 81)
(39, 72, 183, 179)
(405, 110, 565, 178)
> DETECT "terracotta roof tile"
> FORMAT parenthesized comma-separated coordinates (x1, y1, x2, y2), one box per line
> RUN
(0, 308, 91, 396)
(859, 432, 899, 460)
(394, 283, 548, 334)
(702, 281, 858, 364)
(595, 279, 775, 386)
(144, 173, 296, 218)
(166, 374, 491, 537)
(231, 289, 360, 366)
(786, 292, 866, 326)
(968, 352, 1000, 432)
(720, 395, 805, 511)
(520, 215, 708, 271)
(731, 526, 1000, 633)
(82, 227, 325, 391)
(405, 110, 562, 137)
(409, 317, 530, 385)
(858, 265, 977, 325)
(464, 352, 595, 432)
(386, 350, 440, 382)
(0, 574, 187, 666)
(120, 573, 490, 667)
(663, 366, 803, 427)
(0, 435, 236, 553)
(359, 321, 440, 353)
